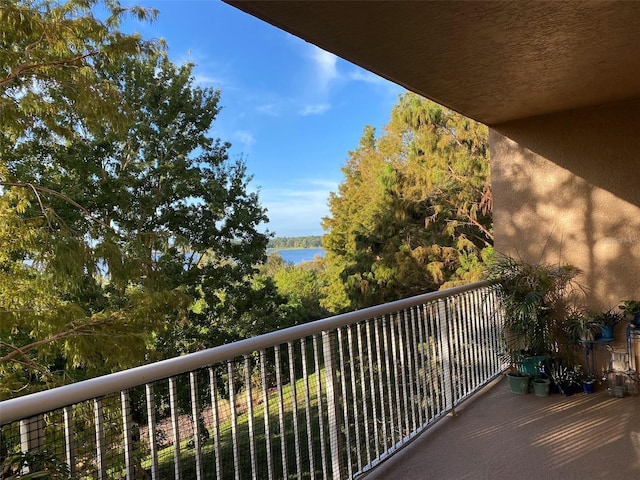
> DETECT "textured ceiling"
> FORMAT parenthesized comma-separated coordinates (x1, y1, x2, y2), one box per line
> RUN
(225, 1, 640, 126)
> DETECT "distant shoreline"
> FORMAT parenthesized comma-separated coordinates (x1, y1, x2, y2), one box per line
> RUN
(267, 235, 322, 250)
(267, 247, 320, 251)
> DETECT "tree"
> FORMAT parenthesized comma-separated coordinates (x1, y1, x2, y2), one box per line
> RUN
(0, 3, 270, 396)
(272, 257, 328, 322)
(322, 93, 491, 312)
(268, 236, 323, 249)
(1, 0, 158, 142)
(0, 0, 162, 397)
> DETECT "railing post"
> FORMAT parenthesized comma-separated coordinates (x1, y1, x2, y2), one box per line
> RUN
(244, 355, 258, 480)
(437, 299, 456, 415)
(322, 330, 344, 480)
(121, 390, 134, 480)
(145, 383, 160, 480)
(94, 398, 107, 480)
(274, 345, 288, 480)
(63, 406, 75, 478)
(168, 377, 182, 480)
(208, 368, 223, 480)
(19, 415, 43, 475)
(258, 353, 274, 480)
(189, 372, 203, 480)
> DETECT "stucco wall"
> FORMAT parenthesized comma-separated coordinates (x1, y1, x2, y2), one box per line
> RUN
(491, 100, 640, 314)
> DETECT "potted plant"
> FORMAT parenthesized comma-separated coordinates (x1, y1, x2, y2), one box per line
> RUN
(619, 300, 640, 327)
(506, 369, 531, 395)
(591, 309, 623, 340)
(532, 376, 551, 396)
(566, 311, 600, 342)
(581, 371, 598, 394)
(487, 255, 583, 379)
(549, 363, 581, 396)
(503, 351, 531, 394)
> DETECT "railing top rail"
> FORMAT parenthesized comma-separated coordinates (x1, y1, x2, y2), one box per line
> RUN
(0, 281, 490, 424)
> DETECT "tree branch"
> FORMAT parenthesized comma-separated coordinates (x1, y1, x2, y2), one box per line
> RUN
(0, 50, 97, 90)
(456, 209, 494, 244)
(0, 316, 112, 364)
(0, 347, 56, 388)
(25, 182, 53, 230)
(1, 181, 112, 231)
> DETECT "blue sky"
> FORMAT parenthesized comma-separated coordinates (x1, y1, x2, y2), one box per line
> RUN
(122, 0, 405, 236)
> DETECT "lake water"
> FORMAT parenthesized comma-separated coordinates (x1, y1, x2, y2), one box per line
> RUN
(268, 248, 325, 265)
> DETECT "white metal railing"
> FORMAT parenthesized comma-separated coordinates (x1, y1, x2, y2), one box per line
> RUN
(0, 281, 503, 479)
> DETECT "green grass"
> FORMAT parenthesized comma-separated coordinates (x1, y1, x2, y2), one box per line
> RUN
(145, 371, 330, 480)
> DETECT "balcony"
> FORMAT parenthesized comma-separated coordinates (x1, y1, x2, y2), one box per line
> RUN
(1, 281, 639, 479)
(367, 378, 640, 479)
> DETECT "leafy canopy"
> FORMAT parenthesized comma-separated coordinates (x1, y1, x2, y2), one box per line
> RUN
(322, 93, 492, 311)
(0, 1, 270, 398)
(1, 0, 159, 141)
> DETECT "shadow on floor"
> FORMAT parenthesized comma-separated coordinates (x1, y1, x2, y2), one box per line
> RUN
(365, 377, 640, 480)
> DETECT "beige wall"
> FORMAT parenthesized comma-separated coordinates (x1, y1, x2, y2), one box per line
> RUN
(491, 100, 640, 314)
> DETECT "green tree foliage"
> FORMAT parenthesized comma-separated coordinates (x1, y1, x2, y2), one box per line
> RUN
(0, 0, 158, 142)
(271, 256, 328, 322)
(322, 93, 492, 312)
(0, 2, 269, 397)
(0, 0, 161, 397)
(179, 251, 329, 356)
(268, 236, 323, 249)
(248, 253, 328, 329)
(1, 450, 71, 479)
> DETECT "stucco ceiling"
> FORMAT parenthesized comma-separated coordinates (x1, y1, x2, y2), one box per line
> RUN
(224, 1, 640, 126)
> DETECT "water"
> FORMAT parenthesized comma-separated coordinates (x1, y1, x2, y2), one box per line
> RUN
(268, 248, 325, 265)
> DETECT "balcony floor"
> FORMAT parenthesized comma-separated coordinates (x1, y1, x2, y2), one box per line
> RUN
(366, 377, 640, 480)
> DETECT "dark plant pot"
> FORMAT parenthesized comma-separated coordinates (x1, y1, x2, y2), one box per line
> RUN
(632, 315, 640, 328)
(559, 382, 576, 396)
(582, 381, 595, 394)
(600, 325, 614, 340)
(507, 373, 530, 394)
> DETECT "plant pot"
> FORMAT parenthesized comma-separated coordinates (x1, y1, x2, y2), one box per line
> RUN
(582, 381, 595, 394)
(559, 382, 576, 396)
(507, 373, 530, 394)
(518, 355, 546, 377)
(632, 315, 640, 328)
(600, 325, 614, 340)
(533, 378, 551, 397)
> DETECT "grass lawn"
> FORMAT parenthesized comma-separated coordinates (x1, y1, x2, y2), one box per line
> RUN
(143, 370, 331, 480)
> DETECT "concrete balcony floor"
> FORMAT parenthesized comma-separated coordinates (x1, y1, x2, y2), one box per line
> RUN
(366, 377, 640, 480)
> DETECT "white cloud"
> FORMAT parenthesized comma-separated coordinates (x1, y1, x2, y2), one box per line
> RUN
(257, 178, 340, 236)
(173, 48, 237, 92)
(310, 48, 338, 90)
(302, 178, 341, 190)
(349, 69, 387, 85)
(193, 72, 225, 88)
(234, 130, 255, 146)
(256, 103, 281, 117)
(299, 103, 330, 116)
